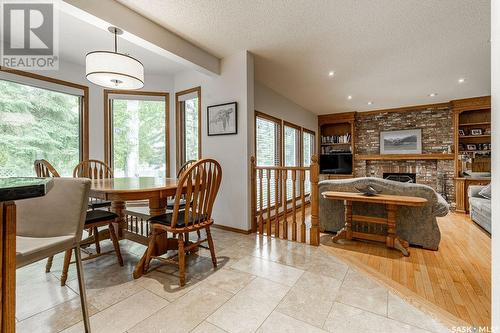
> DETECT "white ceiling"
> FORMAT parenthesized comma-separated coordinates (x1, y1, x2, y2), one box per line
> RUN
(115, 0, 490, 114)
(58, 11, 187, 75)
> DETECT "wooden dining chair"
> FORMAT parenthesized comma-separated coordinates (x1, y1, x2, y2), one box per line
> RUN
(73, 159, 114, 179)
(58, 159, 124, 286)
(166, 159, 197, 210)
(73, 159, 113, 207)
(34, 159, 61, 273)
(34, 159, 61, 178)
(144, 159, 222, 286)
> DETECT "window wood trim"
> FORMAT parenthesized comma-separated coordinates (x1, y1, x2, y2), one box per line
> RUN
(0, 66, 89, 161)
(175, 86, 201, 172)
(104, 89, 170, 177)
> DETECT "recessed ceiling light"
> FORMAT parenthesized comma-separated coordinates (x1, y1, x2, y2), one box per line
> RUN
(367, 101, 373, 105)
(458, 78, 465, 83)
(429, 93, 438, 97)
(328, 71, 335, 77)
(347, 95, 353, 100)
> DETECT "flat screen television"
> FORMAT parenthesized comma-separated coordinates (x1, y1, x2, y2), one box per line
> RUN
(320, 153, 353, 174)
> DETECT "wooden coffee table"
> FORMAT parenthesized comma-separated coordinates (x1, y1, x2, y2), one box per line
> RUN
(321, 191, 427, 256)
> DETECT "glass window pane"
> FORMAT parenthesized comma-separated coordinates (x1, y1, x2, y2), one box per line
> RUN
(284, 126, 299, 167)
(184, 97, 199, 162)
(112, 99, 166, 177)
(284, 125, 300, 201)
(303, 132, 314, 167)
(0, 79, 80, 177)
(256, 117, 279, 166)
(256, 116, 280, 210)
(303, 132, 315, 194)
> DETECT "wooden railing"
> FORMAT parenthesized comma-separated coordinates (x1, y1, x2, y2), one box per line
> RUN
(251, 155, 320, 245)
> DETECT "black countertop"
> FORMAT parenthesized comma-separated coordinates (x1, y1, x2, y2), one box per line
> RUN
(0, 177, 54, 202)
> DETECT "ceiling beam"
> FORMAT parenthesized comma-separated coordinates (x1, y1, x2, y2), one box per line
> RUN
(61, 0, 220, 76)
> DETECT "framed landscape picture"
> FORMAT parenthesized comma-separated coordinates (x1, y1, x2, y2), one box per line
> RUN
(207, 102, 237, 136)
(380, 129, 422, 154)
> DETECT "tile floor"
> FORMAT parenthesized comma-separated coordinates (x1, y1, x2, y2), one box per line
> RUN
(16, 229, 450, 333)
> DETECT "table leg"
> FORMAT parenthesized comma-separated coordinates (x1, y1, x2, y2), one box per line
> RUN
(111, 200, 126, 238)
(386, 204, 409, 256)
(1, 202, 16, 333)
(133, 197, 168, 279)
(332, 200, 352, 243)
(148, 197, 167, 217)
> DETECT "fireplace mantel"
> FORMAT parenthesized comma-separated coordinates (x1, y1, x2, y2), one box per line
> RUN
(355, 153, 454, 161)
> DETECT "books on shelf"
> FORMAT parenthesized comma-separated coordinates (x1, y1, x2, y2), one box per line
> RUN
(321, 133, 351, 144)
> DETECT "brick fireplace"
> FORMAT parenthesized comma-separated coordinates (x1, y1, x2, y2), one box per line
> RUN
(353, 106, 455, 204)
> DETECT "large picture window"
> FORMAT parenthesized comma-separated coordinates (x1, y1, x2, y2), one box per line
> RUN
(176, 87, 201, 170)
(0, 69, 88, 177)
(105, 91, 169, 177)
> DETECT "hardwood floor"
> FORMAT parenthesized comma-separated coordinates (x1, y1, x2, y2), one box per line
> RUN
(319, 212, 491, 327)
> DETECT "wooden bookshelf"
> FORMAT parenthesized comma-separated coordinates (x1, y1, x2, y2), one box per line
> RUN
(452, 96, 491, 213)
(318, 112, 355, 178)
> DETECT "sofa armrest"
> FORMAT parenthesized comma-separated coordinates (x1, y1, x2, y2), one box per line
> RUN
(433, 193, 449, 217)
(468, 185, 484, 199)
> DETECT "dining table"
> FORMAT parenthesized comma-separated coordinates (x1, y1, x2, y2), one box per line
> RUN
(89, 176, 186, 278)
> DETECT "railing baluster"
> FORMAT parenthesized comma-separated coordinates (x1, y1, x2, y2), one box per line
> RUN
(282, 169, 288, 239)
(250, 157, 257, 232)
(258, 169, 264, 234)
(292, 170, 297, 241)
(300, 170, 306, 243)
(274, 168, 280, 238)
(266, 169, 272, 236)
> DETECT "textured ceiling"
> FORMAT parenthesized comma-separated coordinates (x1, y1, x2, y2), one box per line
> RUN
(59, 10, 186, 75)
(116, 0, 491, 114)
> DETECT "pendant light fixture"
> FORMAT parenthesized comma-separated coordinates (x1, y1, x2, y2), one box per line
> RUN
(86, 27, 144, 90)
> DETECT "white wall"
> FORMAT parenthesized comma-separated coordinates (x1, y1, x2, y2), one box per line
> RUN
(255, 81, 317, 132)
(42, 60, 175, 164)
(491, 0, 499, 328)
(173, 51, 255, 231)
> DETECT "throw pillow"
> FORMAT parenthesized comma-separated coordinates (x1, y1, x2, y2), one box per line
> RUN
(478, 183, 491, 199)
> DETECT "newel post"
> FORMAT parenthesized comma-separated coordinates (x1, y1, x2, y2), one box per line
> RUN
(309, 154, 320, 245)
(250, 156, 257, 233)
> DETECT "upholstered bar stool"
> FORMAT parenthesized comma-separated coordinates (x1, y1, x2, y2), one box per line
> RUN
(16, 177, 92, 332)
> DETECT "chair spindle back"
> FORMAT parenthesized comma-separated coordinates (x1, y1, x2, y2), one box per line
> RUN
(177, 159, 197, 179)
(34, 159, 60, 178)
(73, 160, 113, 180)
(171, 159, 222, 228)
